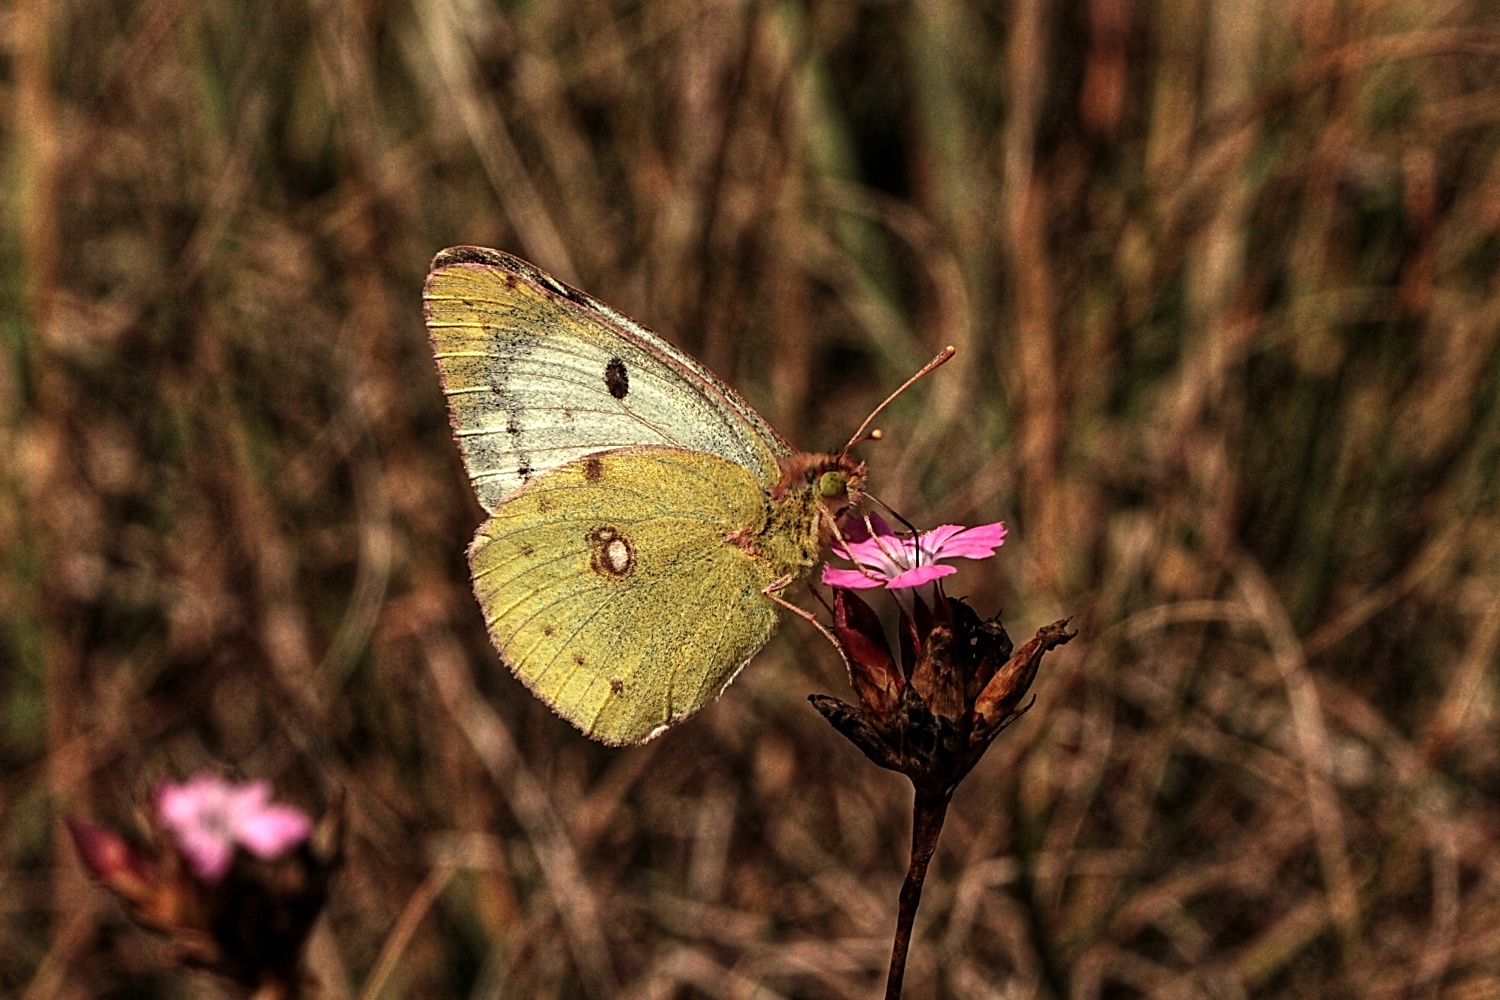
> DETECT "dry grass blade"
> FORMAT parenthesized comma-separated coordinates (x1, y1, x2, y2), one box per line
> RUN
(423, 631, 617, 999)
(357, 851, 461, 1000)
(1234, 560, 1360, 951)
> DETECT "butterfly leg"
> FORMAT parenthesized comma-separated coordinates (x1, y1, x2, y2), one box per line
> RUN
(819, 507, 888, 587)
(763, 574, 794, 595)
(762, 578, 847, 662)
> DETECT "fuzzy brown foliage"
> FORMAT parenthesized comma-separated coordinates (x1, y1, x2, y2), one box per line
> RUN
(4, 0, 1500, 998)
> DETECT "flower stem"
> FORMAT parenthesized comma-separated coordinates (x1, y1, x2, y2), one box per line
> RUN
(884, 789, 952, 1000)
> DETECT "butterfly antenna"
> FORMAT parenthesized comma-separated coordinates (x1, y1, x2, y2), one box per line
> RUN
(839, 346, 956, 460)
(866, 491, 921, 537)
(809, 583, 836, 616)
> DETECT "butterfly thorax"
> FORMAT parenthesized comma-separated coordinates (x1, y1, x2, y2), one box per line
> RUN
(737, 452, 866, 579)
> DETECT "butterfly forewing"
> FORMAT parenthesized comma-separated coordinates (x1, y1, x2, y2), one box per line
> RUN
(426, 247, 789, 511)
(468, 447, 782, 744)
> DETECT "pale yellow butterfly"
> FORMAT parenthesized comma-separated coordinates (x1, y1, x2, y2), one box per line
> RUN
(426, 246, 942, 744)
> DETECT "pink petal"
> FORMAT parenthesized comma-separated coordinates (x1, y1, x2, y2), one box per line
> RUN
(832, 526, 919, 580)
(835, 528, 904, 560)
(917, 525, 968, 551)
(230, 779, 273, 811)
(156, 772, 225, 826)
(176, 828, 235, 881)
(932, 522, 1007, 559)
(235, 805, 312, 859)
(821, 566, 887, 589)
(829, 517, 1006, 589)
(154, 783, 196, 827)
(830, 536, 872, 563)
(885, 564, 957, 590)
(833, 515, 911, 569)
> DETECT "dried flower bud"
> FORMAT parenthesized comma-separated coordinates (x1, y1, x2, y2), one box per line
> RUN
(807, 694, 906, 773)
(906, 591, 965, 721)
(974, 618, 1074, 732)
(832, 588, 903, 722)
(950, 599, 1014, 703)
(66, 817, 158, 902)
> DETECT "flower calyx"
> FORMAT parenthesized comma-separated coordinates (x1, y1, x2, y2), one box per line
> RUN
(67, 774, 344, 997)
(812, 586, 1074, 795)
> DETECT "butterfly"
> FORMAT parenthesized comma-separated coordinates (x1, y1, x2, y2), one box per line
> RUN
(425, 246, 942, 745)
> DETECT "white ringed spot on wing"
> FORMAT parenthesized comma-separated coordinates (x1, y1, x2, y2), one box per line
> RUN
(586, 525, 635, 578)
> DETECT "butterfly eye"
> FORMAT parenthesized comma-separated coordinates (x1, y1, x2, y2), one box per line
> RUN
(818, 471, 847, 500)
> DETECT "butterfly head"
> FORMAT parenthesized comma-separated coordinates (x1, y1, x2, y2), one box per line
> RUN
(776, 452, 867, 518)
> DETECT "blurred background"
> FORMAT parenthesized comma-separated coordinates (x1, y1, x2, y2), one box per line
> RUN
(4, 0, 1500, 997)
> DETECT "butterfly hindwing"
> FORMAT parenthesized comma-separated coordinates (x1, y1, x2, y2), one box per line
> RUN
(467, 446, 783, 745)
(425, 247, 790, 511)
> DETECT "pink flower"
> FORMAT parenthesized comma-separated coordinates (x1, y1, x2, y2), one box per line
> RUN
(822, 514, 1007, 590)
(155, 773, 312, 882)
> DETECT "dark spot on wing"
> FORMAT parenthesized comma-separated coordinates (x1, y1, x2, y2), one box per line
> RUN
(583, 457, 604, 482)
(574, 653, 587, 666)
(517, 462, 533, 482)
(506, 414, 521, 436)
(610, 679, 624, 695)
(605, 357, 629, 399)
(521, 544, 535, 557)
(543, 624, 555, 636)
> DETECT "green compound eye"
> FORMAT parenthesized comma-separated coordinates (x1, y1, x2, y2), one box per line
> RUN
(818, 471, 847, 499)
